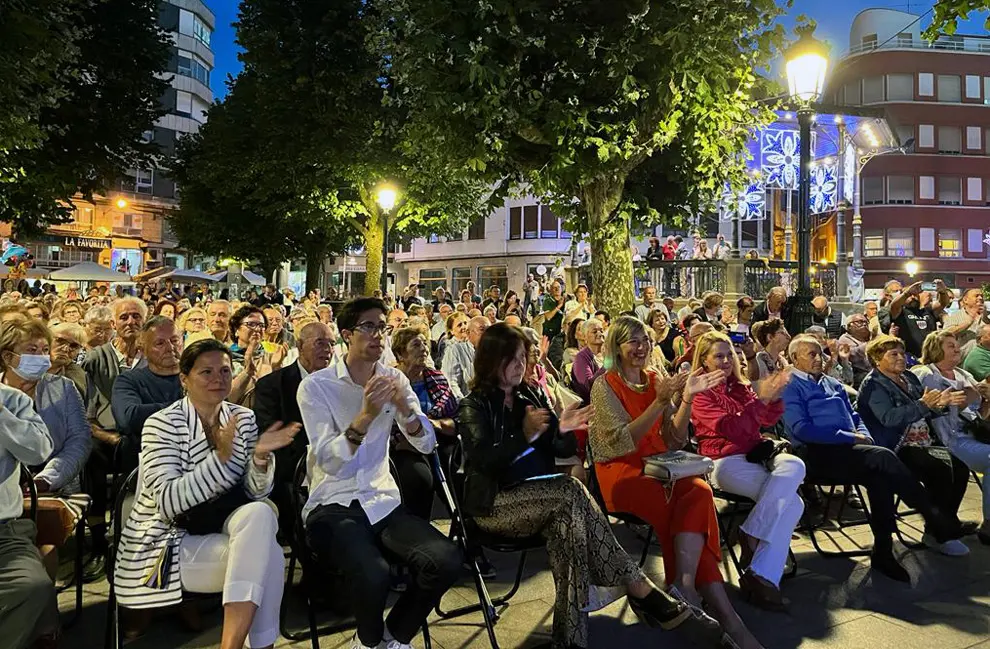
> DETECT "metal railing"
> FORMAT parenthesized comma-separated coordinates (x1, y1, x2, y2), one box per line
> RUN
(845, 35, 990, 57)
(743, 260, 837, 300)
(636, 259, 727, 299)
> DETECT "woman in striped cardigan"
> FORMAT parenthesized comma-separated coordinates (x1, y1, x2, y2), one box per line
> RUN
(114, 339, 300, 649)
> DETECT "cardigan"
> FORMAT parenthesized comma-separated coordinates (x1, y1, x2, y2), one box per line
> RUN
(690, 379, 784, 459)
(0, 383, 53, 521)
(856, 369, 941, 452)
(781, 371, 871, 447)
(114, 398, 274, 610)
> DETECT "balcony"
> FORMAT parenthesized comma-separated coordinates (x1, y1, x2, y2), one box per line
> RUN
(844, 35, 990, 58)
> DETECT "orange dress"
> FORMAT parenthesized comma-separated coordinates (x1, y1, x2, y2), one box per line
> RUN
(591, 370, 723, 586)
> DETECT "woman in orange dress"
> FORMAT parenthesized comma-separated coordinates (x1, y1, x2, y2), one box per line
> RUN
(589, 315, 765, 649)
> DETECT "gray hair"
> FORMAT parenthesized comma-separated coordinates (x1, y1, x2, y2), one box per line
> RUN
(804, 325, 827, 338)
(50, 322, 87, 347)
(83, 305, 114, 325)
(581, 317, 604, 336)
(519, 326, 541, 347)
(787, 334, 822, 361)
(112, 297, 148, 320)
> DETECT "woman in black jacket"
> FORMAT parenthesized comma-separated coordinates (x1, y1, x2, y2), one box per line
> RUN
(456, 323, 719, 649)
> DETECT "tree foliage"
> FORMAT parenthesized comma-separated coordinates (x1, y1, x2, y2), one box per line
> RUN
(0, 0, 171, 235)
(924, 1, 990, 39)
(384, 0, 786, 313)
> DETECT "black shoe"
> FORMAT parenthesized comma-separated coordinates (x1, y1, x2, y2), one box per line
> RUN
(82, 553, 106, 583)
(475, 558, 497, 579)
(389, 565, 409, 593)
(958, 521, 980, 536)
(629, 586, 722, 645)
(871, 551, 910, 583)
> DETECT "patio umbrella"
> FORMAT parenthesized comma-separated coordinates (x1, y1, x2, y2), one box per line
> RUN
(49, 261, 132, 282)
(209, 270, 267, 286)
(1, 244, 29, 264)
(159, 269, 219, 283)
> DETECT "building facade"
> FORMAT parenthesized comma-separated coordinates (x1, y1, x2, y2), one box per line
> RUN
(826, 8, 990, 290)
(11, 0, 215, 276)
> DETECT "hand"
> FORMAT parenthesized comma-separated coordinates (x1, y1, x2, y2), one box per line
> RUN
(837, 342, 851, 363)
(654, 373, 687, 404)
(33, 478, 51, 494)
(539, 335, 550, 360)
(684, 368, 725, 399)
(271, 343, 288, 369)
(215, 414, 238, 464)
(905, 281, 924, 296)
(243, 339, 259, 375)
(938, 390, 968, 408)
(559, 402, 593, 433)
(758, 368, 792, 403)
(852, 434, 873, 445)
(361, 376, 397, 419)
(522, 405, 551, 442)
(920, 388, 943, 409)
(254, 420, 302, 459)
(889, 324, 900, 338)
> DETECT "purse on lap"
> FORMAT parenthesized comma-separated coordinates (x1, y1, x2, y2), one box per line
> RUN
(643, 450, 714, 482)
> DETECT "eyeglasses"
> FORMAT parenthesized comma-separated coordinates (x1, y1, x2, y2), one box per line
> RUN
(54, 337, 82, 351)
(186, 317, 206, 324)
(241, 320, 266, 331)
(353, 322, 388, 336)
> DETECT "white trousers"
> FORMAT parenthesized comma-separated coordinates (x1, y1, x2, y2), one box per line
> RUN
(711, 454, 805, 586)
(178, 501, 285, 648)
(947, 435, 990, 519)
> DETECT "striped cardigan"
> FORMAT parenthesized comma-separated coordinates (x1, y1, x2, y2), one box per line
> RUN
(114, 398, 274, 609)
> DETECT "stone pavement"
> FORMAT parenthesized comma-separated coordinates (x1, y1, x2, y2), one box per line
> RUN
(60, 480, 990, 649)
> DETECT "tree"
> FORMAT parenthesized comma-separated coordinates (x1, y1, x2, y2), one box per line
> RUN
(0, 0, 170, 235)
(384, 0, 785, 314)
(924, 1, 990, 39)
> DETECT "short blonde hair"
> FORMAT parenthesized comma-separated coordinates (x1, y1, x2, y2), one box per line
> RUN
(602, 315, 649, 371)
(866, 334, 904, 367)
(691, 331, 748, 384)
(50, 322, 87, 347)
(0, 318, 53, 371)
(177, 307, 207, 332)
(921, 330, 956, 366)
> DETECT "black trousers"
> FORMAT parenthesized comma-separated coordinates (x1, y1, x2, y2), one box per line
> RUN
(306, 501, 461, 645)
(897, 445, 969, 529)
(795, 443, 944, 545)
(390, 449, 435, 522)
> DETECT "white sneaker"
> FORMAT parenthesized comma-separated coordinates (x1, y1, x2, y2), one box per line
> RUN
(385, 642, 415, 649)
(348, 634, 383, 649)
(923, 534, 970, 557)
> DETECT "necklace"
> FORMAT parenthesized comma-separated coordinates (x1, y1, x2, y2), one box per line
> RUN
(620, 372, 649, 392)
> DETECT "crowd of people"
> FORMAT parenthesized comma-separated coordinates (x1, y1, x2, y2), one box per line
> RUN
(1, 270, 989, 649)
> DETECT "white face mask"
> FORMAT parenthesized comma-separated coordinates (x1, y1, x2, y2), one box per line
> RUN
(9, 353, 52, 381)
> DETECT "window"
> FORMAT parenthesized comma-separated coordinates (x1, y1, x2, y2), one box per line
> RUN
(861, 34, 878, 50)
(523, 205, 539, 239)
(508, 207, 521, 240)
(937, 126, 962, 153)
(540, 205, 558, 238)
(887, 228, 914, 257)
(968, 177, 983, 201)
(937, 75, 962, 102)
(938, 177, 962, 205)
(862, 76, 884, 103)
(418, 269, 446, 294)
(862, 176, 884, 204)
(894, 32, 913, 47)
(843, 81, 861, 105)
(920, 176, 936, 200)
(177, 51, 210, 86)
(561, 224, 572, 239)
(175, 91, 192, 117)
(467, 215, 486, 240)
(967, 126, 982, 150)
(887, 176, 914, 203)
(478, 266, 508, 294)
(895, 125, 914, 150)
(427, 233, 440, 243)
(966, 75, 982, 99)
(968, 229, 985, 253)
(986, 77, 990, 104)
(920, 227, 936, 252)
(452, 268, 472, 295)
(122, 168, 153, 194)
(918, 124, 934, 148)
(918, 73, 934, 97)
(938, 229, 962, 258)
(192, 14, 211, 46)
(886, 74, 913, 100)
(864, 230, 885, 257)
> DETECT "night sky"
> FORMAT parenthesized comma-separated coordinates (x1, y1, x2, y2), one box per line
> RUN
(208, 1, 989, 100)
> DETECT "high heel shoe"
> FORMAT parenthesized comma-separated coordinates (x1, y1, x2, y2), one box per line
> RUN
(629, 585, 724, 646)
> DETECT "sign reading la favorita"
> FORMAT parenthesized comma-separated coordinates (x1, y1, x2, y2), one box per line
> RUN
(63, 236, 112, 249)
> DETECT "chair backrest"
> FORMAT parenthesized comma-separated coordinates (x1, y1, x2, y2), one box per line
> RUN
(20, 465, 37, 522)
(583, 444, 610, 513)
(107, 467, 140, 586)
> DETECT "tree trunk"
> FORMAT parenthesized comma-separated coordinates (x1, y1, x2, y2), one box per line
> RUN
(582, 175, 633, 316)
(363, 208, 385, 296)
(305, 243, 327, 293)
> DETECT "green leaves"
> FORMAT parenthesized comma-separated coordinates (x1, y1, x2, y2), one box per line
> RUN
(924, 1, 989, 41)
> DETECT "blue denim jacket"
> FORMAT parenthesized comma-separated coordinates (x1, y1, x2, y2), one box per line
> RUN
(856, 369, 942, 451)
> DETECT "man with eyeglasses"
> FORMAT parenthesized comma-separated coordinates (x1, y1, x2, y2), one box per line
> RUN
(839, 313, 873, 388)
(48, 323, 87, 398)
(298, 298, 460, 649)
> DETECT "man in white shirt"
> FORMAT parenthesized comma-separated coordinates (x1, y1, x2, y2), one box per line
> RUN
(298, 298, 460, 649)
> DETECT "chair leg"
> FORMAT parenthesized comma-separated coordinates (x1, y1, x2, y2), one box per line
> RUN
(421, 621, 432, 649)
(638, 528, 653, 567)
(801, 498, 871, 559)
(62, 514, 87, 629)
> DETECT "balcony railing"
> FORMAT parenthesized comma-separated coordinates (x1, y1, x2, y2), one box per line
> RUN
(743, 260, 837, 300)
(845, 35, 990, 58)
(635, 259, 727, 299)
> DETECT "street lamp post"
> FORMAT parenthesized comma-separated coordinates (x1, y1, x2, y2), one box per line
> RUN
(785, 26, 830, 334)
(376, 186, 397, 296)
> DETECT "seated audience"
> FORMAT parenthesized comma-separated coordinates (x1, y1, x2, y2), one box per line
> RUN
(963, 323, 990, 381)
(693, 291, 724, 325)
(911, 330, 990, 544)
(805, 326, 853, 387)
(0, 381, 56, 649)
(441, 315, 489, 399)
(561, 316, 586, 369)
(207, 300, 233, 344)
(690, 331, 803, 613)
(810, 296, 842, 339)
(571, 317, 606, 404)
(115, 339, 297, 648)
(82, 306, 114, 350)
(177, 307, 209, 341)
(783, 334, 964, 579)
(463, 322, 715, 649)
(298, 298, 460, 649)
(944, 288, 986, 358)
(838, 312, 872, 388)
(649, 308, 680, 370)
(672, 321, 714, 370)
(48, 322, 88, 398)
(750, 318, 790, 384)
(857, 334, 971, 557)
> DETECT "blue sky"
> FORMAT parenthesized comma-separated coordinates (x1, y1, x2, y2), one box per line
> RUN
(208, 1, 989, 100)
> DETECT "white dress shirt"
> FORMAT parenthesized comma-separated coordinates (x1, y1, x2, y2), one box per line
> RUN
(297, 356, 436, 524)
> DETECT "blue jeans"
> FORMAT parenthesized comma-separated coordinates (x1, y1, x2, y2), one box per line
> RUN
(306, 502, 461, 645)
(946, 435, 990, 519)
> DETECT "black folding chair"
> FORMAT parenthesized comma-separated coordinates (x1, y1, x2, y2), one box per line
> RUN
(279, 456, 432, 649)
(800, 481, 874, 558)
(104, 467, 140, 649)
(584, 445, 654, 567)
(431, 441, 545, 649)
(20, 465, 38, 521)
(711, 488, 797, 579)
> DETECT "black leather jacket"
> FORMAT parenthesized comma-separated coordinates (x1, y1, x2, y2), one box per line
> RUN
(456, 383, 577, 517)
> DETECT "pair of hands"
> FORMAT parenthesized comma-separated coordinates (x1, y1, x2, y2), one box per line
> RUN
(522, 402, 594, 443)
(212, 414, 302, 464)
(654, 368, 725, 405)
(360, 375, 409, 420)
(920, 387, 968, 410)
(757, 368, 793, 404)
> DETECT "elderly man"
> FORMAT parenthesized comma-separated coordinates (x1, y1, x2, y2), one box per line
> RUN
(781, 334, 958, 582)
(634, 285, 658, 323)
(838, 312, 872, 388)
(441, 315, 489, 399)
(672, 321, 715, 369)
(381, 308, 409, 367)
(206, 299, 232, 344)
(751, 286, 792, 330)
(962, 323, 990, 381)
(431, 303, 453, 340)
(811, 296, 842, 340)
(876, 280, 902, 334)
(945, 288, 987, 358)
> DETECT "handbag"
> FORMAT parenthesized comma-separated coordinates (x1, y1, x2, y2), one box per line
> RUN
(174, 486, 252, 535)
(961, 413, 990, 445)
(643, 450, 714, 482)
(745, 438, 793, 471)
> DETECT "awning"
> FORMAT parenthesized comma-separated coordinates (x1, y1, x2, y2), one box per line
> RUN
(132, 266, 175, 283)
(111, 237, 143, 250)
(209, 270, 266, 286)
(49, 261, 132, 282)
(159, 269, 219, 283)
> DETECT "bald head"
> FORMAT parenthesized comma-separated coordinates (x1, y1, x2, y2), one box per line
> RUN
(467, 316, 490, 347)
(504, 314, 522, 327)
(812, 296, 828, 312)
(298, 321, 333, 373)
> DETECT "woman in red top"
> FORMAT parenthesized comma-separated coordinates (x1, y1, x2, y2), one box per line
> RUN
(690, 331, 804, 612)
(590, 316, 764, 649)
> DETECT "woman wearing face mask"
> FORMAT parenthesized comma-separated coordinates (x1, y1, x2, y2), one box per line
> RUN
(0, 317, 92, 579)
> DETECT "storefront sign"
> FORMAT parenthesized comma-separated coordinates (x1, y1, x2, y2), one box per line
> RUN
(63, 236, 111, 249)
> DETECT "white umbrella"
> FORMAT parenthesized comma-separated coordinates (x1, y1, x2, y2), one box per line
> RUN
(209, 270, 266, 286)
(159, 269, 219, 283)
(49, 261, 132, 282)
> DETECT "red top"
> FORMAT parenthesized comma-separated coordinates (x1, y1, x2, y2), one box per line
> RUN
(690, 378, 784, 459)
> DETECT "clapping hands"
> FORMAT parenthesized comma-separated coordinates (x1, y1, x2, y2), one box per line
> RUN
(757, 368, 792, 404)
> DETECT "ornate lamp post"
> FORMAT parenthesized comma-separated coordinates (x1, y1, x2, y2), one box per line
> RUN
(785, 26, 830, 333)
(376, 185, 398, 295)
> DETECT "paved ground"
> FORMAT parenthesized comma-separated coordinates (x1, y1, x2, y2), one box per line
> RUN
(59, 479, 990, 649)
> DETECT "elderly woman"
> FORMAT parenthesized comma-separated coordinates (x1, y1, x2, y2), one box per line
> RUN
(178, 306, 209, 339)
(1, 317, 91, 578)
(114, 339, 299, 648)
(689, 331, 803, 613)
(55, 300, 84, 325)
(858, 334, 971, 556)
(571, 317, 606, 404)
(750, 318, 790, 384)
(912, 330, 990, 544)
(82, 305, 115, 350)
(588, 317, 751, 644)
(459, 323, 714, 649)
(154, 300, 178, 320)
(26, 301, 51, 323)
(227, 306, 285, 407)
(48, 322, 88, 397)
(561, 316, 586, 369)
